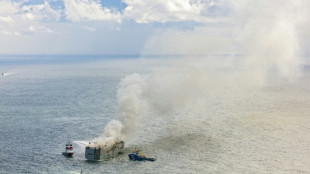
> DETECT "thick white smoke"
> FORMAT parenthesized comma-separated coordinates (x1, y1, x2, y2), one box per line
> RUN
(91, 74, 147, 147)
(91, 0, 309, 147)
(231, 0, 309, 83)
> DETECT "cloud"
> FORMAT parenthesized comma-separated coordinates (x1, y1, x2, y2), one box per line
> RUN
(63, 0, 231, 24)
(0, 16, 14, 23)
(0, 0, 19, 24)
(0, 1, 60, 22)
(122, 0, 231, 23)
(0, 0, 60, 36)
(64, 0, 122, 23)
(1, 0, 309, 57)
(0, 1, 19, 14)
(81, 26, 96, 32)
(1, 30, 21, 36)
(21, 1, 61, 22)
(28, 25, 53, 33)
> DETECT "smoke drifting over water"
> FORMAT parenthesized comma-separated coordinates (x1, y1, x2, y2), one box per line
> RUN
(91, 0, 309, 147)
(232, 0, 309, 83)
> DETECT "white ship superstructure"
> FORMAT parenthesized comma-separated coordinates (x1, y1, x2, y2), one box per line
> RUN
(62, 141, 74, 157)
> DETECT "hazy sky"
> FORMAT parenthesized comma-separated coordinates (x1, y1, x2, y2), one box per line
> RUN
(0, 0, 233, 55)
(0, 0, 309, 55)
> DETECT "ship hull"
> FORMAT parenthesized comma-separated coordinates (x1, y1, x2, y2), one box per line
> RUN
(85, 141, 124, 161)
(62, 152, 73, 157)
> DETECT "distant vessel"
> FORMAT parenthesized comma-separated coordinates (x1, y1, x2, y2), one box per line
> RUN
(62, 142, 74, 157)
(128, 149, 156, 161)
(85, 140, 124, 161)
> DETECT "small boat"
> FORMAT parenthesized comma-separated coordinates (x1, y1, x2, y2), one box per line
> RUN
(128, 149, 156, 161)
(62, 141, 74, 157)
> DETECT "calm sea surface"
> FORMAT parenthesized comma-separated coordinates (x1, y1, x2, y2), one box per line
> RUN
(0, 56, 309, 173)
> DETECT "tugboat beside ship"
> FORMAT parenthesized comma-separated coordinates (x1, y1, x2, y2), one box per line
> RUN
(62, 142, 74, 157)
(128, 149, 156, 161)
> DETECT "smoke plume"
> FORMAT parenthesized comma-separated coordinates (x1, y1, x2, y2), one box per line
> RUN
(91, 0, 309, 147)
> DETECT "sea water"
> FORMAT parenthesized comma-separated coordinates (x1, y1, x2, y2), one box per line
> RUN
(0, 55, 309, 173)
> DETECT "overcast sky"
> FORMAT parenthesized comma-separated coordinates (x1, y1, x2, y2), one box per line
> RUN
(0, 0, 309, 55)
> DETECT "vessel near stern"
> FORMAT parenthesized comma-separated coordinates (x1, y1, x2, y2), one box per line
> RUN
(62, 141, 74, 157)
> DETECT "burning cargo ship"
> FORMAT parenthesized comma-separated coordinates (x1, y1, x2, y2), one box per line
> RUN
(85, 140, 124, 161)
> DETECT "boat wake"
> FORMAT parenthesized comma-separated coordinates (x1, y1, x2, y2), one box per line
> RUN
(1, 72, 15, 77)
